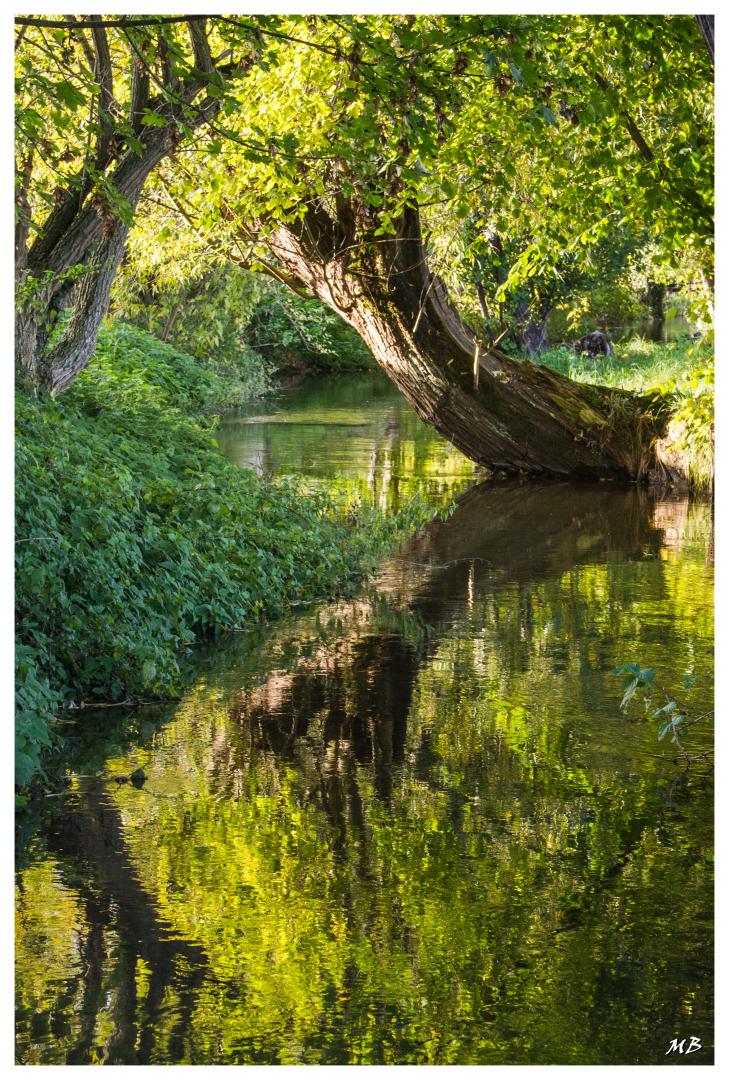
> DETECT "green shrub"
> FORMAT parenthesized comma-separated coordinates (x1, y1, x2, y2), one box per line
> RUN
(15, 323, 434, 789)
(246, 284, 375, 373)
(114, 264, 373, 379)
(656, 360, 714, 491)
(81, 319, 266, 413)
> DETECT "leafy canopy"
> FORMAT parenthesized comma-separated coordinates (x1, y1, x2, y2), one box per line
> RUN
(121, 14, 712, 308)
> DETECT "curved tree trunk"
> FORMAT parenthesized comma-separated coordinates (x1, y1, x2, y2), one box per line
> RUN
(267, 202, 670, 482)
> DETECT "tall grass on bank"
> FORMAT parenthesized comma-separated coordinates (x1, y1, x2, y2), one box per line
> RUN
(15, 323, 435, 790)
(537, 337, 714, 490)
(535, 336, 700, 391)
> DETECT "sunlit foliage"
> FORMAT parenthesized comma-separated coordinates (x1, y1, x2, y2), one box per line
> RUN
(15, 327, 437, 787)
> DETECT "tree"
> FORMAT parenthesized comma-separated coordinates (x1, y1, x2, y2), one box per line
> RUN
(440, 215, 647, 355)
(14, 14, 274, 392)
(16, 15, 713, 481)
(696, 15, 714, 64)
(178, 14, 709, 479)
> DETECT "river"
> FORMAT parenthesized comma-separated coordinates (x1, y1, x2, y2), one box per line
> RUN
(15, 373, 714, 1065)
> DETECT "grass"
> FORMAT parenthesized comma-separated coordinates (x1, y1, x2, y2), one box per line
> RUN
(535, 336, 703, 393)
(536, 336, 714, 491)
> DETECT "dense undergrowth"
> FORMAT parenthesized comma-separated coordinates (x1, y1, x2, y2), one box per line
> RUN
(15, 327, 714, 791)
(15, 322, 434, 791)
(114, 265, 374, 382)
(538, 337, 714, 490)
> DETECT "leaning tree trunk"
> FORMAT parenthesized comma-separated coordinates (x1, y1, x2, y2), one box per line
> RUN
(267, 202, 673, 482)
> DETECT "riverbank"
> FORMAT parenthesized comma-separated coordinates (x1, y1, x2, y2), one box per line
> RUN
(15, 328, 714, 791)
(15, 323, 437, 791)
(537, 337, 714, 490)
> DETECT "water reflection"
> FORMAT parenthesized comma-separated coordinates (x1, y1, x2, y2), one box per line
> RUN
(16, 475, 713, 1065)
(215, 373, 480, 510)
(604, 316, 692, 344)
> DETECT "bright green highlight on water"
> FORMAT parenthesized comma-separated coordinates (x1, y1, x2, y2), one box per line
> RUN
(215, 374, 481, 512)
(16, 376, 713, 1065)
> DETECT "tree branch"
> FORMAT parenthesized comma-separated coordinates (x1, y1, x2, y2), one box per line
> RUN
(89, 18, 114, 168)
(65, 15, 95, 70)
(187, 17, 214, 75)
(593, 72, 653, 163)
(129, 45, 150, 130)
(16, 15, 194, 30)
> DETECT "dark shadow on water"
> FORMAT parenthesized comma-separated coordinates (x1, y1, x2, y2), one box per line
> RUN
(16, 388, 713, 1065)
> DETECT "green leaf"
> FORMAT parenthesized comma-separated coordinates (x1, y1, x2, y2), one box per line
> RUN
(54, 80, 86, 111)
(537, 104, 558, 127)
(141, 111, 168, 128)
(620, 677, 640, 710)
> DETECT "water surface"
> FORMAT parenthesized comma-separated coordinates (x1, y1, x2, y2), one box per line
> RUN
(16, 374, 713, 1065)
(215, 373, 480, 510)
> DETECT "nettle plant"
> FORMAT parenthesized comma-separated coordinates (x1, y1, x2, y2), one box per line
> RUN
(613, 662, 710, 757)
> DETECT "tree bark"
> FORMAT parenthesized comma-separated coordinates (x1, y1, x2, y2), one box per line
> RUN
(513, 300, 551, 356)
(521, 317, 549, 355)
(15, 19, 253, 395)
(17, 113, 207, 393)
(43, 215, 137, 393)
(696, 15, 714, 65)
(16, 133, 167, 393)
(267, 201, 668, 481)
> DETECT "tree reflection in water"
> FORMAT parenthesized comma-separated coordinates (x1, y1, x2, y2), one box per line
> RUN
(16, 482, 713, 1065)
